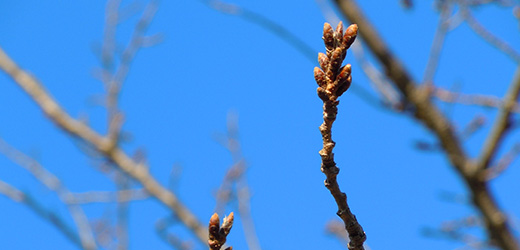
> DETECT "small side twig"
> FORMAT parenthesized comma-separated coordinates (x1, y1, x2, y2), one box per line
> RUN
(208, 212, 234, 250)
(314, 22, 366, 250)
(213, 113, 262, 250)
(0, 182, 84, 249)
(0, 138, 97, 250)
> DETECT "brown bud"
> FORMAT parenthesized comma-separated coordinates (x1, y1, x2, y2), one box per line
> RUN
(317, 87, 329, 101)
(334, 21, 344, 44)
(318, 53, 329, 71)
(343, 24, 358, 49)
(209, 213, 220, 227)
(323, 23, 335, 52)
(336, 64, 351, 84)
(329, 48, 343, 75)
(336, 65, 352, 96)
(314, 67, 327, 87)
(221, 212, 234, 235)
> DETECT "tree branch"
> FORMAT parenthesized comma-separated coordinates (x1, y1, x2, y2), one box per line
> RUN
(315, 22, 366, 250)
(333, 0, 520, 249)
(0, 47, 208, 245)
(476, 66, 520, 172)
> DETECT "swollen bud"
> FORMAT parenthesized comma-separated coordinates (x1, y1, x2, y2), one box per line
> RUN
(318, 53, 329, 71)
(323, 23, 335, 52)
(314, 67, 327, 87)
(335, 21, 344, 44)
(343, 24, 358, 49)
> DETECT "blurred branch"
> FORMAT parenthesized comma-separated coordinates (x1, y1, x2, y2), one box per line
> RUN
(156, 217, 194, 250)
(433, 87, 520, 113)
(482, 143, 520, 181)
(198, 0, 316, 62)
(326, 220, 350, 246)
(460, 115, 487, 140)
(66, 189, 148, 204)
(0, 41, 207, 247)
(476, 66, 520, 172)
(100, 0, 160, 150)
(422, 1, 453, 85)
(0, 138, 97, 250)
(422, 216, 490, 249)
(333, 0, 520, 248)
(0, 181, 84, 249)
(116, 173, 129, 250)
(460, 4, 520, 63)
(213, 113, 262, 250)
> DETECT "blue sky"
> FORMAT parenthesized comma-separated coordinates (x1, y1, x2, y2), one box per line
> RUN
(0, 1, 519, 249)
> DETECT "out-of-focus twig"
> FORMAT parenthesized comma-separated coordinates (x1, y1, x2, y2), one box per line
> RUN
(0, 138, 97, 250)
(156, 216, 194, 250)
(423, 1, 453, 86)
(483, 143, 520, 180)
(64, 189, 148, 204)
(198, 0, 316, 62)
(433, 87, 520, 113)
(213, 113, 262, 250)
(460, 4, 520, 63)
(326, 220, 350, 246)
(0, 44, 208, 246)
(0, 180, 85, 249)
(460, 115, 487, 140)
(476, 66, 520, 173)
(422, 216, 490, 249)
(100, 0, 160, 150)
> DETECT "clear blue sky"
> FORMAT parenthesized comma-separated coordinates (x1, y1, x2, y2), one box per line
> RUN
(0, 1, 519, 249)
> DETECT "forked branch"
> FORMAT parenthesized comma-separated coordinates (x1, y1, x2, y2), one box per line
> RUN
(314, 22, 366, 250)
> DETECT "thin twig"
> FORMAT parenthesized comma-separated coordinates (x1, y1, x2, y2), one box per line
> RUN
(483, 143, 520, 180)
(422, 1, 453, 85)
(315, 22, 366, 250)
(0, 181, 85, 249)
(198, 0, 316, 62)
(65, 189, 149, 204)
(476, 66, 520, 173)
(213, 113, 262, 250)
(460, 4, 520, 63)
(433, 87, 520, 113)
(156, 217, 194, 250)
(0, 138, 97, 250)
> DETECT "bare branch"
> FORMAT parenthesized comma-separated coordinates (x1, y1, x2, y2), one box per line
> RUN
(213, 113, 262, 250)
(422, 1, 453, 85)
(156, 217, 194, 250)
(476, 66, 520, 172)
(461, 5, 520, 63)
(0, 46, 208, 244)
(315, 22, 366, 250)
(483, 143, 520, 180)
(433, 87, 520, 113)
(0, 181, 85, 249)
(0, 138, 97, 250)
(65, 189, 148, 204)
(198, 0, 316, 62)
